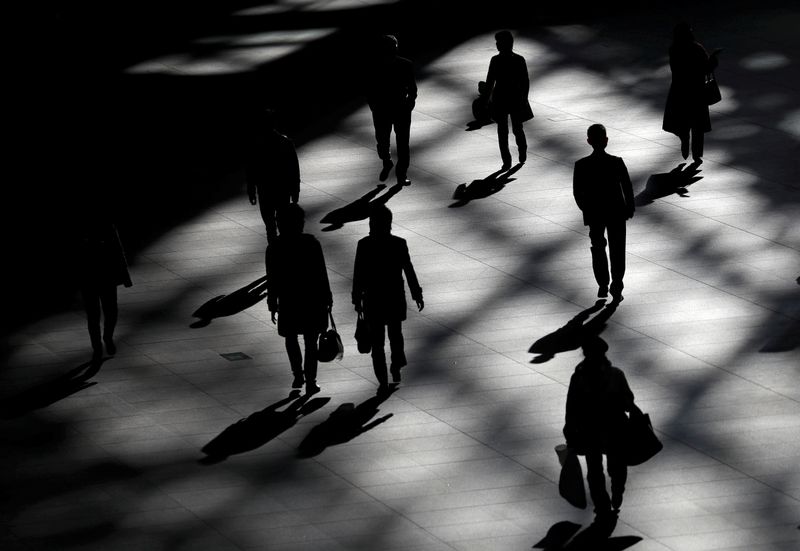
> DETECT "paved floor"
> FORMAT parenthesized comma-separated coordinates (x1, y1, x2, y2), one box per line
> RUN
(2, 1, 799, 550)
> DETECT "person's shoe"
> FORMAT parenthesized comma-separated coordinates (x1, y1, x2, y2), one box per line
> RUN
(501, 161, 512, 171)
(390, 365, 401, 383)
(292, 375, 305, 389)
(397, 174, 411, 186)
(92, 347, 103, 363)
(597, 286, 609, 299)
(104, 337, 116, 356)
(377, 383, 391, 397)
(379, 160, 394, 182)
(610, 292, 624, 304)
(305, 382, 321, 395)
(691, 156, 703, 165)
(519, 150, 527, 164)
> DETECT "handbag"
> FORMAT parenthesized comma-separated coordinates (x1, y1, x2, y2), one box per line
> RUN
(355, 312, 371, 354)
(317, 311, 343, 362)
(624, 405, 663, 466)
(705, 72, 722, 105)
(557, 445, 587, 509)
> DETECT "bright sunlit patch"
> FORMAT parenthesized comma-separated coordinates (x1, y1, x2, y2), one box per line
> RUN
(740, 52, 791, 71)
(125, 29, 335, 75)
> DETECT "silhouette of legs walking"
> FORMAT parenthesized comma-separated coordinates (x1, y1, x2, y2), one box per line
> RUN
(394, 111, 411, 183)
(586, 452, 627, 516)
(285, 332, 319, 391)
(258, 199, 280, 242)
(82, 283, 118, 360)
(496, 114, 527, 167)
(588, 222, 626, 299)
(691, 127, 704, 161)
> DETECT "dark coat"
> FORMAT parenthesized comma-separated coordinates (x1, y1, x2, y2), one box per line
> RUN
(266, 233, 332, 337)
(78, 223, 132, 289)
(486, 52, 533, 122)
(366, 56, 418, 114)
(564, 359, 634, 455)
(246, 131, 300, 203)
(352, 234, 422, 324)
(573, 151, 635, 226)
(662, 41, 715, 135)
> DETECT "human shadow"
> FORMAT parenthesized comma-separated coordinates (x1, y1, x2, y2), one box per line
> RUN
(297, 390, 395, 458)
(200, 392, 330, 464)
(0, 361, 100, 419)
(635, 163, 703, 206)
(528, 300, 618, 363)
(191, 275, 268, 328)
(533, 520, 642, 550)
(319, 183, 403, 231)
(450, 164, 522, 207)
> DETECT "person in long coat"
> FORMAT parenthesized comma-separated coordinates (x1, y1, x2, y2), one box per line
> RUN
(564, 337, 635, 527)
(352, 205, 423, 394)
(266, 204, 332, 394)
(77, 218, 133, 363)
(662, 22, 720, 163)
(485, 30, 533, 169)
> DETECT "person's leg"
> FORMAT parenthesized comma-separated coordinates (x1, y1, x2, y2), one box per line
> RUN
(258, 197, 278, 242)
(588, 224, 610, 296)
(606, 220, 627, 300)
(511, 116, 527, 164)
(495, 114, 512, 167)
(284, 334, 305, 387)
(302, 331, 320, 393)
(372, 110, 393, 163)
(394, 109, 411, 183)
(585, 452, 612, 516)
(82, 286, 103, 360)
(607, 452, 628, 512)
(691, 127, 704, 161)
(679, 129, 690, 159)
(99, 283, 119, 355)
(387, 321, 406, 382)
(369, 322, 389, 390)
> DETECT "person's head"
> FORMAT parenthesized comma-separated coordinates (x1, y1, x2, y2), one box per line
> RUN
(369, 204, 393, 235)
(277, 203, 305, 235)
(495, 30, 514, 53)
(587, 123, 608, 151)
(672, 22, 694, 44)
(581, 336, 609, 361)
(378, 34, 399, 58)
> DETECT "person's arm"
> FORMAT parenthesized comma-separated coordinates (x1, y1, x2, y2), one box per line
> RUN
(485, 57, 497, 100)
(315, 239, 333, 309)
(401, 240, 424, 311)
(405, 59, 418, 110)
(520, 55, 530, 99)
(619, 157, 635, 219)
(288, 140, 300, 203)
(246, 167, 257, 205)
(572, 161, 586, 214)
(563, 374, 579, 447)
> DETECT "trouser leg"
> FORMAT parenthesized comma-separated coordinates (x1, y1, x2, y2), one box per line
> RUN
(302, 331, 318, 384)
(387, 321, 406, 368)
(495, 115, 512, 165)
(285, 334, 303, 377)
(511, 116, 527, 162)
(585, 452, 612, 515)
(607, 452, 628, 510)
(691, 127, 704, 159)
(588, 224, 610, 290)
(394, 110, 411, 179)
(678, 130, 690, 159)
(259, 198, 278, 242)
(606, 221, 627, 296)
(372, 111, 392, 162)
(82, 286, 103, 354)
(99, 284, 118, 340)
(369, 322, 389, 386)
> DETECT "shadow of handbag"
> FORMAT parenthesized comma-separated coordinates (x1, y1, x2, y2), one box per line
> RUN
(625, 405, 663, 466)
(705, 72, 722, 105)
(318, 311, 344, 362)
(355, 312, 371, 354)
(557, 445, 587, 509)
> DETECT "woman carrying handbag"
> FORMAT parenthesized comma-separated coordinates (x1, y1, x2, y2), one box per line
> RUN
(266, 204, 332, 395)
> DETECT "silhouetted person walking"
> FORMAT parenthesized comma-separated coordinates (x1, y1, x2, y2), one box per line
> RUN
(366, 34, 417, 186)
(352, 205, 423, 394)
(77, 218, 132, 363)
(564, 337, 634, 531)
(246, 109, 300, 242)
(485, 30, 533, 169)
(266, 204, 332, 394)
(573, 124, 634, 302)
(662, 22, 721, 164)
